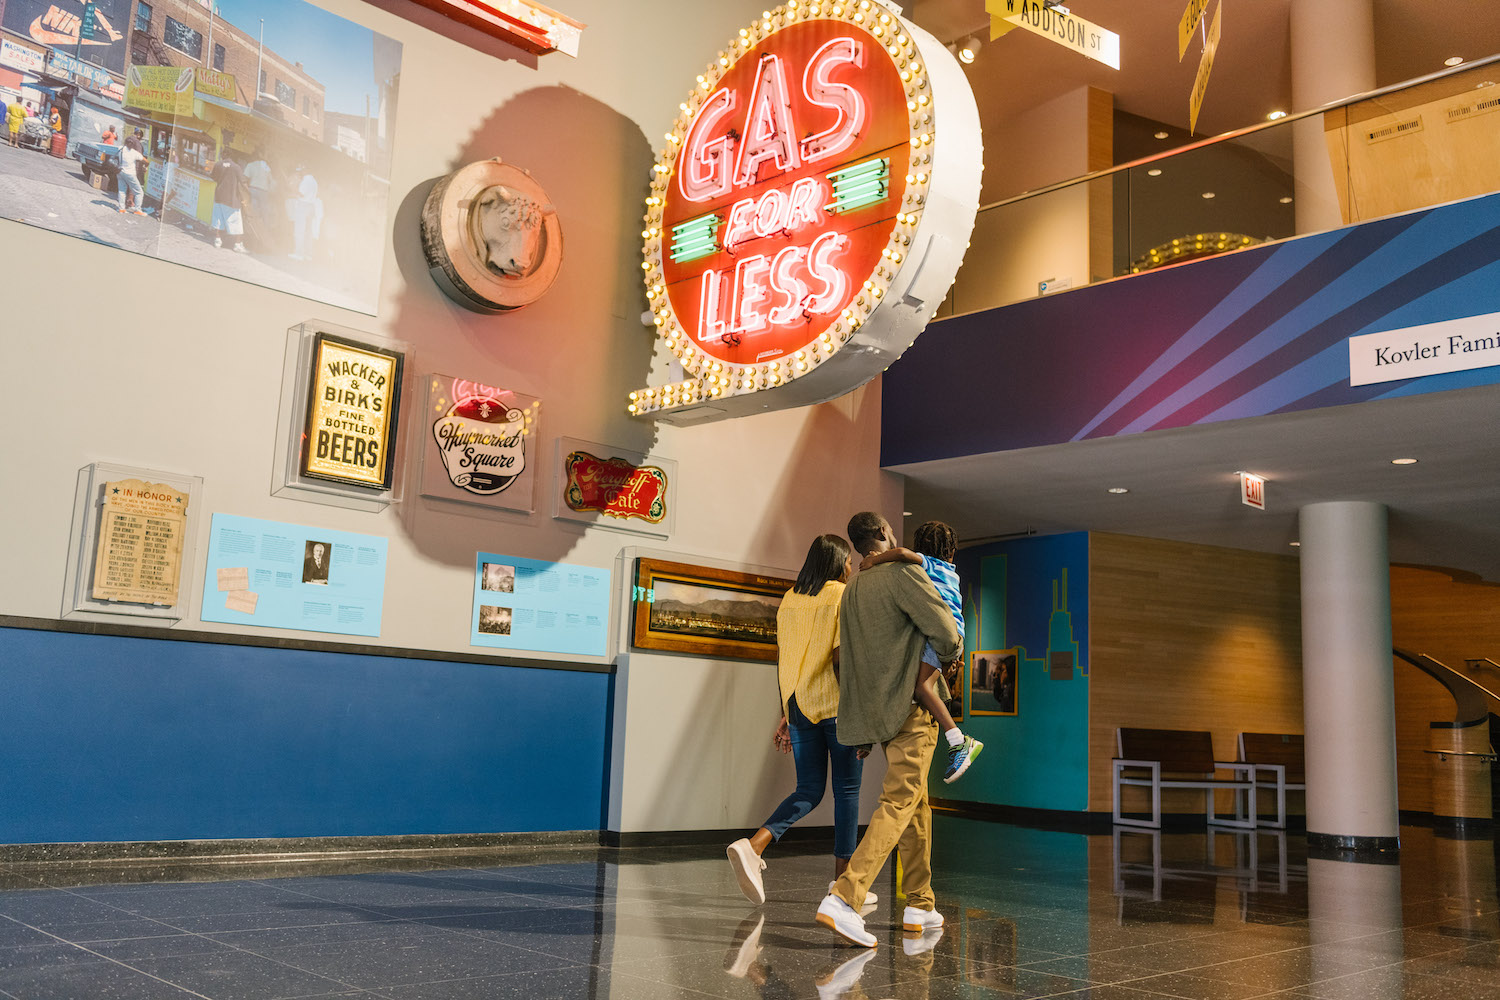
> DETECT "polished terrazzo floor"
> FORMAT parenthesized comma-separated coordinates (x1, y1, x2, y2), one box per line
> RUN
(0, 818, 1496, 999)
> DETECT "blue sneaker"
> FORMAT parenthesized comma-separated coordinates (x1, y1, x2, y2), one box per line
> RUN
(943, 735, 982, 783)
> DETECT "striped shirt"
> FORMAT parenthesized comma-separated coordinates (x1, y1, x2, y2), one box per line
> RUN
(776, 581, 844, 723)
(919, 555, 964, 641)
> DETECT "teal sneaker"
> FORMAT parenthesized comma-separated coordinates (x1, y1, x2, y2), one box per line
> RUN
(943, 735, 983, 783)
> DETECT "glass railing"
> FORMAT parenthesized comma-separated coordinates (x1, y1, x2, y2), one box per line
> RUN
(942, 54, 1500, 318)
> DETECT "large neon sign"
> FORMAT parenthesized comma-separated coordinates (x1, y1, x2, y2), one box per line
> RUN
(631, 0, 981, 423)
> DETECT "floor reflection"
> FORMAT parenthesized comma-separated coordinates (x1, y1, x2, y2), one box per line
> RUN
(0, 821, 1494, 998)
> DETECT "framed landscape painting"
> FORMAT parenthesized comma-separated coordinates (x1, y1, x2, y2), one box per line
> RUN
(631, 558, 793, 662)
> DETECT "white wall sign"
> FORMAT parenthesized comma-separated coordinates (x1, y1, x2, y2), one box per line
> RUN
(986, 0, 1121, 71)
(1240, 472, 1265, 510)
(1348, 311, 1500, 386)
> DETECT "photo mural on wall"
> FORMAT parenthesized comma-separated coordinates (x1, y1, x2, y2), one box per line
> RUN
(0, 0, 402, 314)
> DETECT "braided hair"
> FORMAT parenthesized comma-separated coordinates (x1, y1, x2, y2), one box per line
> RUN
(912, 520, 957, 564)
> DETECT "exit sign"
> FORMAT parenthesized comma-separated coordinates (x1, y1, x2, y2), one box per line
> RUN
(1240, 472, 1266, 510)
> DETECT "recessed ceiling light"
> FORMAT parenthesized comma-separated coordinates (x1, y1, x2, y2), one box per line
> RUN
(1154, 131, 1169, 139)
(1391, 457, 1418, 465)
(1147, 168, 1162, 176)
(1446, 56, 1464, 66)
(902, 510, 914, 516)
(1267, 110, 1287, 120)
(1201, 191, 1216, 199)
(1289, 541, 1301, 547)
(1279, 196, 1294, 204)
(1107, 487, 1130, 494)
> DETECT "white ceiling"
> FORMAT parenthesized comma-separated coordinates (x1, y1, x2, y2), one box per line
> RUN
(890, 383, 1500, 580)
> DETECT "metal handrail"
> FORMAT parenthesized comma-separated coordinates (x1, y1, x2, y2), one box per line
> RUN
(976, 52, 1500, 213)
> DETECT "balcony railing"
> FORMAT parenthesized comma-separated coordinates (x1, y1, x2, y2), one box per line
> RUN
(942, 54, 1500, 319)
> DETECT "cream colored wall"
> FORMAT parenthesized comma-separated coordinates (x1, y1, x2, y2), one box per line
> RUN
(0, 0, 901, 832)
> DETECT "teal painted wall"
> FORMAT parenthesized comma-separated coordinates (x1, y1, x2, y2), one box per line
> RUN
(935, 533, 1090, 812)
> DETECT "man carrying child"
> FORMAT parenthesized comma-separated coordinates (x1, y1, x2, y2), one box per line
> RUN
(816, 511, 961, 948)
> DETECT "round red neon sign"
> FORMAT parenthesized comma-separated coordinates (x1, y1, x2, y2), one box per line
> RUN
(634, 1, 980, 420)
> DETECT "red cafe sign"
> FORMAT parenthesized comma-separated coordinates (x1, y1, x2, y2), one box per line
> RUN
(563, 450, 668, 524)
(632, 0, 980, 423)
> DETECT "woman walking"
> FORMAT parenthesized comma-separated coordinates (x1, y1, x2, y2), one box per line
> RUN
(726, 533, 873, 906)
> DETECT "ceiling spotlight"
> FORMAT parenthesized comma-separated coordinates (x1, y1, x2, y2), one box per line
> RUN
(1267, 110, 1288, 120)
(959, 36, 982, 63)
(1201, 191, 1216, 199)
(1391, 457, 1419, 465)
(1107, 487, 1130, 494)
(1154, 131, 1169, 139)
(1446, 56, 1464, 66)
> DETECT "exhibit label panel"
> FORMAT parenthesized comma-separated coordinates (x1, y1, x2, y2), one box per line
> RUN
(471, 553, 609, 657)
(201, 513, 388, 637)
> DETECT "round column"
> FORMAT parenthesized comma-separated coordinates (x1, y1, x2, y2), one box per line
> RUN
(1299, 501, 1400, 855)
(1290, 0, 1375, 234)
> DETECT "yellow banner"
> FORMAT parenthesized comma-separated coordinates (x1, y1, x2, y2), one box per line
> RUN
(124, 64, 195, 116)
(194, 67, 238, 103)
(1188, 2, 1223, 135)
(1177, 0, 1211, 60)
(986, 0, 1120, 70)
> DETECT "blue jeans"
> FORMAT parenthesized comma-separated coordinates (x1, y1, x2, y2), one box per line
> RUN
(762, 696, 863, 859)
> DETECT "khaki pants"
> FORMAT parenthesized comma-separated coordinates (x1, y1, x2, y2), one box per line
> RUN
(832, 703, 938, 911)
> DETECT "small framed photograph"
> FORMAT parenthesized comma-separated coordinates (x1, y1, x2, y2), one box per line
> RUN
(969, 649, 1018, 717)
(480, 562, 516, 593)
(301, 540, 332, 585)
(631, 557, 793, 663)
(477, 604, 513, 635)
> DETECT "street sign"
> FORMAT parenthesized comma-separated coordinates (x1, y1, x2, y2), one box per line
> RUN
(80, 3, 98, 41)
(985, 0, 1121, 70)
(1188, 1, 1222, 134)
(1177, 0, 1210, 60)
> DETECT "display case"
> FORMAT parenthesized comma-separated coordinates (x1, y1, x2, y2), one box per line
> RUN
(272, 320, 412, 511)
(62, 461, 205, 626)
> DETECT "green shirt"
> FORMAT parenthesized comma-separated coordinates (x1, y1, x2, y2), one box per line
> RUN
(835, 562, 961, 746)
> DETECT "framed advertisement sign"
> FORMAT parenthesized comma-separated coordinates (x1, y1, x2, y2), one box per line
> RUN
(419, 374, 540, 512)
(630, 557, 791, 662)
(273, 321, 412, 512)
(554, 436, 676, 537)
(301, 333, 404, 489)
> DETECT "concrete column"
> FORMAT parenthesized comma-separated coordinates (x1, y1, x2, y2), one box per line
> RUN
(1299, 501, 1400, 854)
(1290, 0, 1375, 234)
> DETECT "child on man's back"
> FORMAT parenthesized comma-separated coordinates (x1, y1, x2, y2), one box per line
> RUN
(860, 520, 982, 783)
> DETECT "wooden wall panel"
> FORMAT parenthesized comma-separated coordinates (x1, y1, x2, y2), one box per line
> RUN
(1088, 533, 1303, 814)
(1389, 565, 1500, 814)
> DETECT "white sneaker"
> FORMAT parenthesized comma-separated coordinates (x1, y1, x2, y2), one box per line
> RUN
(727, 838, 766, 905)
(724, 913, 764, 978)
(816, 893, 877, 948)
(829, 880, 877, 906)
(903, 926, 944, 955)
(213, 236, 222, 247)
(901, 905, 944, 933)
(816, 948, 876, 998)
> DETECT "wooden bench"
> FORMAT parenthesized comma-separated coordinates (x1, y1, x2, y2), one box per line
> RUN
(1238, 732, 1306, 830)
(1112, 728, 1256, 830)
